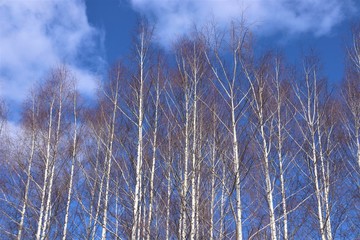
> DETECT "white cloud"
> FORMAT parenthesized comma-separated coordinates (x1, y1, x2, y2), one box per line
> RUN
(130, 0, 357, 46)
(0, 0, 105, 102)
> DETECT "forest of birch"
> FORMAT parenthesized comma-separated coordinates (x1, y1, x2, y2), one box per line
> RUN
(0, 21, 359, 240)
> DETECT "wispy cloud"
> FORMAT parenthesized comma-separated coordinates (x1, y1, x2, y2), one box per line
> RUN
(0, 0, 105, 102)
(130, 0, 357, 46)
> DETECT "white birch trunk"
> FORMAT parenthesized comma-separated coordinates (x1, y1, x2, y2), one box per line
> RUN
(166, 166, 171, 240)
(220, 159, 226, 240)
(274, 60, 289, 240)
(231, 96, 243, 240)
(41, 83, 64, 240)
(138, 184, 144, 239)
(166, 124, 172, 240)
(41, 163, 55, 240)
(312, 133, 326, 240)
(91, 164, 105, 240)
(17, 99, 36, 240)
(101, 81, 118, 240)
(278, 136, 288, 238)
(132, 27, 146, 240)
(115, 177, 119, 238)
(180, 84, 190, 240)
(210, 116, 216, 240)
(190, 70, 198, 240)
(260, 122, 277, 240)
(146, 78, 160, 240)
(62, 92, 77, 240)
(317, 123, 333, 240)
(36, 98, 55, 240)
(195, 164, 201, 239)
(86, 138, 101, 239)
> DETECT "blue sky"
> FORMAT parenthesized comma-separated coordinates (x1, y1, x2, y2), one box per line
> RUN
(0, 0, 359, 111)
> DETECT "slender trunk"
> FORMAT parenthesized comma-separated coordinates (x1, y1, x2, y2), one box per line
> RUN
(41, 163, 55, 240)
(132, 28, 146, 240)
(190, 76, 198, 240)
(256, 89, 277, 240)
(195, 164, 201, 239)
(278, 148, 288, 240)
(62, 93, 77, 240)
(275, 63, 288, 240)
(101, 84, 118, 240)
(210, 121, 216, 240)
(231, 96, 243, 240)
(115, 177, 119, 238)
(147, 80, 160, 240)
(87, 138, 101, 239)
(260, 123, 277, 240)
(195, 109, 202, 239)
(180, 89, 190, 240)
(324, 160, 332, 240)
(310, 73, 326, 240)
(166, 168, 171, 240)
(317, 124, 332, 240)
(138, 185, 143, 239)
(220, 158, 226, 240)
(312, 131, 326, 240)
(166, 124, 172, 240)
(36, 99, 55, 240)
(91, 164, 105, 240)
(41, 84, 64, 240)
(17, 102, 36, 240)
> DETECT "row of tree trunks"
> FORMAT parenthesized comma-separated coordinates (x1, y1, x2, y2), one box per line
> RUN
(0, 21, 359, 240)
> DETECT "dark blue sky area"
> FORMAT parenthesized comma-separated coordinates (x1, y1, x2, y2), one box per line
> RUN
(85, 0, 138, 65)
(86, 1, 356, 84)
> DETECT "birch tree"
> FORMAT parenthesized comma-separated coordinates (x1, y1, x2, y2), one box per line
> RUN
(204, 22, 250, 239)
(146, 57, 164, 240)
(243, 54, 278, 240)
(131, 20, 153, 240)
(343, 26, 360, 173)
(100, 64, 123, 240)
(62, 88, 79, 240)
(293, 56, 334, 240)
(35, 67, 73, 240)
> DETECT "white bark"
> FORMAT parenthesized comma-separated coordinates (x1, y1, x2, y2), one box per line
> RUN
(210, 112, 216, 240)
(274, 67, 289, 240)
(85, 137, 101, 239)
(17, 99, 36, 240)
(295, 69, 327, 240)
(312, 132, 326, 240)
(115, 176, 119, 238)
(132, 24, 148, 240)
(204, 27, 248, 238)
(181, 87, 190, 240)
(62, 92, 77, 240)
(36, 98, 55, 240)
(260, 122, 277, 240)
(190, 66, 198, 240)
(220, 159, 226, 239)
(166, 163, 171, 240)
(231, 96, 243, 240)
(101, 77, 119, 240)
(146, 76, 160, 240)
(91, 161, 105, 240)
(41, 81, 64, 240)
(244, 58, 278, 240)
(177, 50, 191, 239)
(166, 123, 172, 240)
